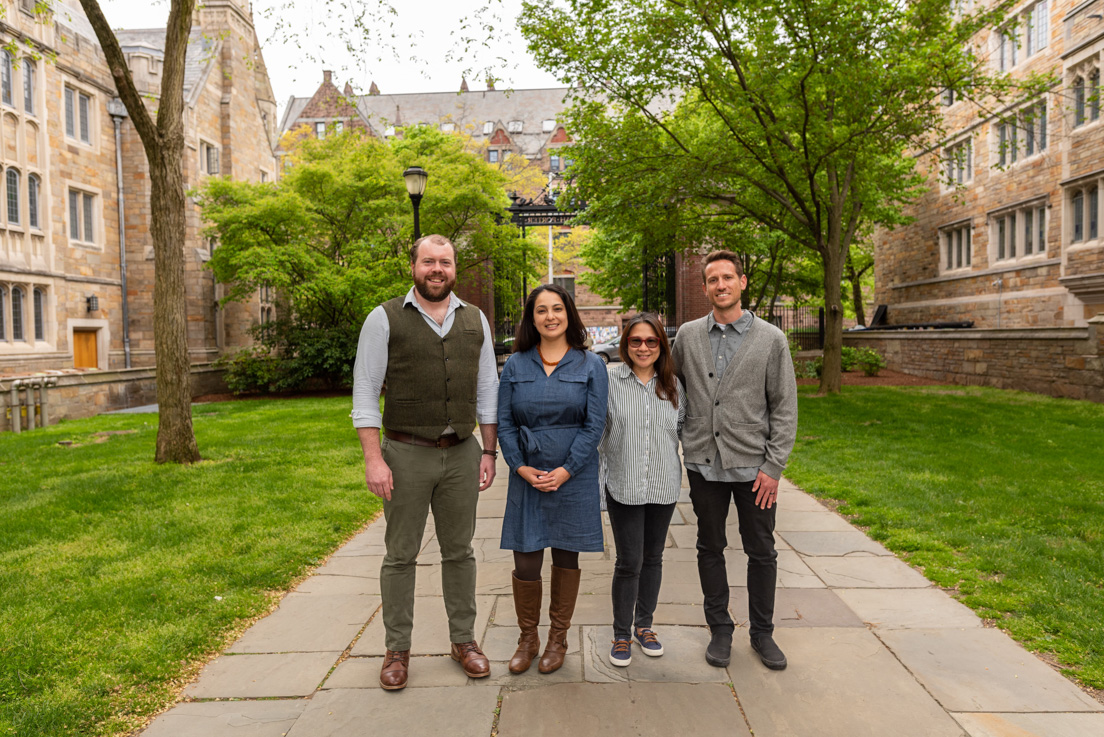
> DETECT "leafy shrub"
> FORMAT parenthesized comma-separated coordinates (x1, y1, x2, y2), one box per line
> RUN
(794, 357, 823, 379)
(856, 347, 887, 377)
(840, 345, 860, 372)
(216, 321, 361, 394)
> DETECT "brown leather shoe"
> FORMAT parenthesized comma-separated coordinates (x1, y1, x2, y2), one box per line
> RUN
(539, 565, 581, 674)
(450, 641, 490, 678)
(379, 649, 410, 690)
(509, 573, 542, 674)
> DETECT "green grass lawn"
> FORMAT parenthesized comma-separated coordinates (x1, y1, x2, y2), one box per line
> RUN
(0, 397, 380, 737)
(786, 385, 1104, 691)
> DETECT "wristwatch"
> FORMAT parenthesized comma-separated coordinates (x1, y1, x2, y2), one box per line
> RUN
(482, 449, 499, 458)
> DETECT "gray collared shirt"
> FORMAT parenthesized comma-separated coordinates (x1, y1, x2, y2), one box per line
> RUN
(685, 309, 760, 483)
(350, 287, 499, 430)
(599, 363, 687, 505)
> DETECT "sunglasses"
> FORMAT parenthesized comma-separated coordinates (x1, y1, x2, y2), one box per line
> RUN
(628, 337, 660, 348)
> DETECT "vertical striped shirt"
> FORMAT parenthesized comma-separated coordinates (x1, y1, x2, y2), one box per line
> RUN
(598, 363, 687, 505)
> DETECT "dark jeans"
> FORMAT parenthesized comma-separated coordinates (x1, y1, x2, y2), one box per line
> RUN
(687, 470, 777, 639)
(606, 491, 677, 640)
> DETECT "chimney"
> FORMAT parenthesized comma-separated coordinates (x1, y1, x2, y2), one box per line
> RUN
(486, 77, 496, 91)
(369, 81, 380, 95)
(460, 77, 470, 93)
(343, 82, 354, 96)
(323, 70, 332, 85)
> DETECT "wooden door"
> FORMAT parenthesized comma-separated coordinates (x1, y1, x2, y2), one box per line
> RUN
(73, 330, 98, 369)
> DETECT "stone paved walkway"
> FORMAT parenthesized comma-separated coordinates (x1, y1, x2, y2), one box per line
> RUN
(142, 457, 1103, 737)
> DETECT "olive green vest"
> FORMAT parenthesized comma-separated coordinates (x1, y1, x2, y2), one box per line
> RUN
(381, 297, 483, 438)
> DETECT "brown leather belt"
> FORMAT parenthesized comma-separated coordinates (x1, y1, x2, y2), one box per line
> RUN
(383, 429, 467, 449)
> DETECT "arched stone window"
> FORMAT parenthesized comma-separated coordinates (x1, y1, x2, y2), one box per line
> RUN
(6, 168, 19, 225)
(0, 51, 12, 107)
(27, 174, 39, 229)
(33, 287, 45, 341)
(11, 286, 24, 341)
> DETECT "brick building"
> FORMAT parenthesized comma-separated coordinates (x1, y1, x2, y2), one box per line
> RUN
(279, 75, 626, 335)
(874, 1, 1104, 329)
(854, 1, 1104, 399)
(0, 0, 278, 377)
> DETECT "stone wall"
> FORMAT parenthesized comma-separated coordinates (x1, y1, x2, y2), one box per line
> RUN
(1, 364, 228, 432)
(842, 315, 1104, 402)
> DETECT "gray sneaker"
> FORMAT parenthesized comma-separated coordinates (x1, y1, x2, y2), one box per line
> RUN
(705, 631, 732, 667)
(751, 635, 787, 670)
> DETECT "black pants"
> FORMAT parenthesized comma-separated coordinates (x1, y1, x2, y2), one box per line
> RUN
(687, 470, 777, 639)
(606, 491, 677, 640)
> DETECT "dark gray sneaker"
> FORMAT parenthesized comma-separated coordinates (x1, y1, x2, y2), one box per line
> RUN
(705, 631, 732, 667)
(751, 635, 787, 670)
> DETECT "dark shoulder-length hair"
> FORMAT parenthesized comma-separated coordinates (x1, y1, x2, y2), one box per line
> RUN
(514, 284, 589, 353)
(619, 313, 679, 409)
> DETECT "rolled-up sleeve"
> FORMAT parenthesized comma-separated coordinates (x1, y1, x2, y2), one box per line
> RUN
(497, 357, 524, 470)
(351, 306, 389, 428)
(476, 310, 499, 425)
(562, 354, 609, 478)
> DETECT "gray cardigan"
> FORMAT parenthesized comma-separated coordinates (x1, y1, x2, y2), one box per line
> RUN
(672, 313, 798, 479)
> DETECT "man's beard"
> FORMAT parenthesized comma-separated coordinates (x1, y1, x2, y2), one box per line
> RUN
(414, 273, 456, 303)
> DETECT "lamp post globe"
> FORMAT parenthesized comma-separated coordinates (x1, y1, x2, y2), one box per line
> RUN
(402, 166, 429, 241)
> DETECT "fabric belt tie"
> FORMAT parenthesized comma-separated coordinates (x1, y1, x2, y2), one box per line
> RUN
(518, 424, 584, 457)
(383, 429, 467, 448)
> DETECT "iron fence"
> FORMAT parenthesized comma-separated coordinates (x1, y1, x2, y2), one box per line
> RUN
(764, 305, 824, 350)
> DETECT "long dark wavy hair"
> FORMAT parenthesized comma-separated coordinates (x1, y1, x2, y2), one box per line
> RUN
(514, 284, 589, 353)
(619, 313, 679, 409)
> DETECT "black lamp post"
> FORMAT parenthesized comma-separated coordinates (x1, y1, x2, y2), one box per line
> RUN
(402, 166, 429, 241)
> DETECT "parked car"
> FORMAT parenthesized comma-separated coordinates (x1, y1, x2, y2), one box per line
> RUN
(590, 334, 622, 364)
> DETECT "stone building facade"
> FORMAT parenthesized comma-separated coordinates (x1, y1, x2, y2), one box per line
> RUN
(0, 0, 278, 379)
(875, 0, 1104, 330)
(279, 75, 625, 335)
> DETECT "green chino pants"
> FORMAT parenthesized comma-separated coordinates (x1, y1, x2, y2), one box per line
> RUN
(379, 434, 480, 651)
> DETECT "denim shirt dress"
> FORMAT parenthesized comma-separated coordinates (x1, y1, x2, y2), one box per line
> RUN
(497, 347, 609, 553)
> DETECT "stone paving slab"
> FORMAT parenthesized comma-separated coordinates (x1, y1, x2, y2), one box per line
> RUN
(351, 595, 493, 656)
(835, 588, 982, 629)
(729, 587, 865, 628)
(312, 555, 382, 578)
(329, 532, 387, 557)
(581, 625, 723, 684)
(476, 497, 508, 517)
(804, 554, 931, 588)
(141, 700, 309, 737)
(779, 529, 893, 556)
(227, 594, 380, 654)
(877, 629, 1103, 713)
(729, 628, 966, 737)
(952, 712, 1104, 737)
(325, 655, 474, 689)
(185, 652, 340, 698)
(496, 682, 751, 737)
(774, 509, 857, 532)
(295, 574, 380, 596)
(286, 687, 498, 737)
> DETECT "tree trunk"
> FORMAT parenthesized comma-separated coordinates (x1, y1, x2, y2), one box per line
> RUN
(846, 257, 867, 327)
(150, 145, 201, 463)
(818, 248, 846, 395)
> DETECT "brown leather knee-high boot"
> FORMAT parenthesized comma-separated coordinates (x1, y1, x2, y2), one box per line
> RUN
(509, 573, 542, 674)
(539, 565, 581, 674)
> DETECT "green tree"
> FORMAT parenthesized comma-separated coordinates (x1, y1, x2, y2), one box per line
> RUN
(197, 127, 529, 391)
(520, 0, 1037, 393)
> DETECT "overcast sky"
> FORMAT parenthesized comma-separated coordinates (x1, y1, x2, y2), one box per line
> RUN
(100, 0, 564, 113)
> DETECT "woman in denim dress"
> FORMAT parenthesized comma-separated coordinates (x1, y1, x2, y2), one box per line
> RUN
(498, 284, 608, 675)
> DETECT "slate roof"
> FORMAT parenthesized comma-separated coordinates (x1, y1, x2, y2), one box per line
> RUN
(114, 29, 220, 104)
(281, 85, 579, 158)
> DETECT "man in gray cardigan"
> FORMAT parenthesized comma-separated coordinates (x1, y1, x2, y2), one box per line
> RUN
(671, 250, 798, 671)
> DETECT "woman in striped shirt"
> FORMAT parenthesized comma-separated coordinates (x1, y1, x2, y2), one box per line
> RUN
(598, 313, 686, 667)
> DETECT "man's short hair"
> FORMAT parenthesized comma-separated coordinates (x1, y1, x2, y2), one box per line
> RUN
(410, 234, 458, 263)
(701, 250, 744, 282)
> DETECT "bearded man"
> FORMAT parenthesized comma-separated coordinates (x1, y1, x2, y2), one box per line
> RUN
(351, 234, 499, 690)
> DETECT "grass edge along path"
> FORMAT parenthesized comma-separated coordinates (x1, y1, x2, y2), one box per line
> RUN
(785, 385, 1104, 697)
(0, 397, 381, 737)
